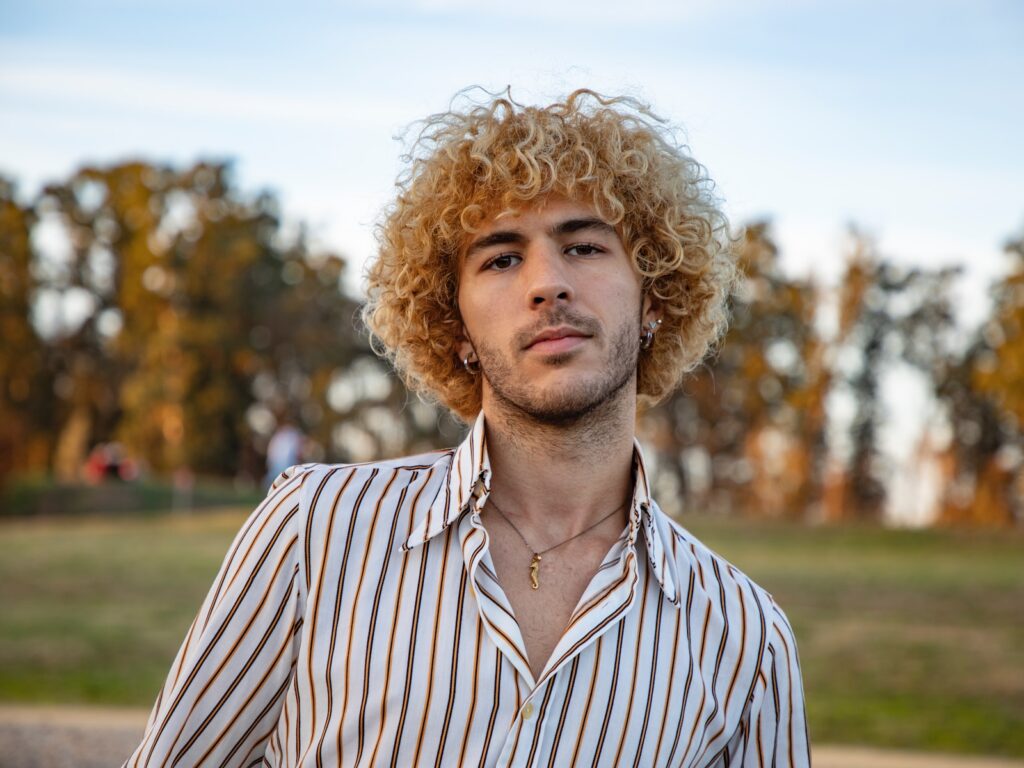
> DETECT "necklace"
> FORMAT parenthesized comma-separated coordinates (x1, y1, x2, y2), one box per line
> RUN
(486, 496, 629, 590)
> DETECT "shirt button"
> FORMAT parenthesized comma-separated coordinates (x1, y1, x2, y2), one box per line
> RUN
(522, 702, 534, 720)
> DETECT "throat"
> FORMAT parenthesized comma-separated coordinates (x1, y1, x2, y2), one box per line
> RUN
(480, 395, 638, 531)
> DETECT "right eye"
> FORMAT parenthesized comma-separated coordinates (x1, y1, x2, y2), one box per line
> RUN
(484, 254, 521, 271)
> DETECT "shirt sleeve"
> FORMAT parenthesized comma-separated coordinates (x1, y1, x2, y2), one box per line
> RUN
(724, 600, 811, 767)
(123, 465, 311, 767)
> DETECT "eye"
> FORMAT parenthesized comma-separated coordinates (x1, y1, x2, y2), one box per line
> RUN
(483, 253, 521, 271)
(566, 243, 604, 257)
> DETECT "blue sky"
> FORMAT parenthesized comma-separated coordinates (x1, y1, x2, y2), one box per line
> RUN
(3, 0, 1021, 301)
(2, 0, 1022, 513)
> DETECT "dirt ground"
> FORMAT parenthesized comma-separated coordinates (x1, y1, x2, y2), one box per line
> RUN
(0, 705, 1022, 768)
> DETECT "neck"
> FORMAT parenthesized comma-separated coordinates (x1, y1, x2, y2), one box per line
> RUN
(480, 385, 638, 541)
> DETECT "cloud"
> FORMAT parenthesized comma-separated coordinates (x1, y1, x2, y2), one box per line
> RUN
(0, 65, 406, 128)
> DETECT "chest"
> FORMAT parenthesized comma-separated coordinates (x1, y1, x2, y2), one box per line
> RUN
(285, 513, 752, 768)
(485, 528, 615, 679)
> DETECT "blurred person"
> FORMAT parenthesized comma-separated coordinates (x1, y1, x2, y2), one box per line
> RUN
(263, 414, 305, 490)
(126, 90, 810, 767)
(83, 441, 138, 483)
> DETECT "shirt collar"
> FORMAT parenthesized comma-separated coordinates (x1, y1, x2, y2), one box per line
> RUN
(627, 439, 682, 607)
(402, 411, 681, 607)
(402, 411, 491, 553)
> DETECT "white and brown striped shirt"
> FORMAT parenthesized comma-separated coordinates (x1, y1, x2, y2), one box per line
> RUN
(126, 413, 810, 767)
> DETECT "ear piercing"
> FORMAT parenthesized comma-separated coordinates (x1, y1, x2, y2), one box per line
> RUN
(463, 353, 481, 374)
(640, 319, 662, 350)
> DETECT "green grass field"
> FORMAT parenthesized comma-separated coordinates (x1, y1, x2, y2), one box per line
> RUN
(1, 509, 1021, 757)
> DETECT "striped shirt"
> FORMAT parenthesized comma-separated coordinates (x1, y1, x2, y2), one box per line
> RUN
(125, 412, 810, 767)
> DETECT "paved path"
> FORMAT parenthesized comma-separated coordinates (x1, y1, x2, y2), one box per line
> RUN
(0, 706, 147, 768)
(813, 745, 1024, 768)
(1, 705, 1022, 768)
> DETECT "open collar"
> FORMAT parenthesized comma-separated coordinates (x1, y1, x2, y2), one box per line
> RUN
(402, 411, 491, 553)
(402, 411, 681, 606)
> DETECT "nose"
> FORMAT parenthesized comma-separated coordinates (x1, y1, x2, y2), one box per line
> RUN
(526, 244, 574, 308)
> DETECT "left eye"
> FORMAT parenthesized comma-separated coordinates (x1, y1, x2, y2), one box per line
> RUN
(566, 243, 603, 257)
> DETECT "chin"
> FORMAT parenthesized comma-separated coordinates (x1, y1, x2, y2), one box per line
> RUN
(498, 371, 633, 425)
(479, 334, 638, 424)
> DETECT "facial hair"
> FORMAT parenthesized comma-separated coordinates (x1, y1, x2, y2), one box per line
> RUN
(473, 307, 641, 427)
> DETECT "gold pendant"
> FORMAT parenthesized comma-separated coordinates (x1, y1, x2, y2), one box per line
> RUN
(529, 553, 542, 590)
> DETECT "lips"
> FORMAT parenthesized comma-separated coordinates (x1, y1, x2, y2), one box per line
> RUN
(525, 326, 591, 351)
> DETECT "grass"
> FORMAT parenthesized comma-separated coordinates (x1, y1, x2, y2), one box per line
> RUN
(0, 474, 264, 518)
(0, 509, 1022, 757)
(0, 510, 243, 704)
(683, 516, 1024, 759)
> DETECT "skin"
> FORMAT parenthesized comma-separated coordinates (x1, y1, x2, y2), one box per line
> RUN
(456, 195, 661, 678)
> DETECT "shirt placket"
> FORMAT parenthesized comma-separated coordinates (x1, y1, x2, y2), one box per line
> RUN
(459, 505, 536, 686)
(495, 672, 559, 768)
(460, 504, 645, 767)
(457, 507, 547, 767)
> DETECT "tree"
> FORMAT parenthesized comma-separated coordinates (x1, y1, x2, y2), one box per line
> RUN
(830, 229, 959, 520)
(0, 178, 48, 484)
(642, 221, 826, 519)
(19, 160, 439, 481)
(938, 225, 1024, 525)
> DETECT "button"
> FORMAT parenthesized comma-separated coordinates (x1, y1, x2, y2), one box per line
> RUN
(522, 702, 534, 720)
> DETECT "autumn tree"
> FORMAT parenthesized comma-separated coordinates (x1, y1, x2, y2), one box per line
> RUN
(0, 178, 49, 484)
(937, 225, 1024, 525)
(11, 159, 450, 482)
(641, 221, 827, 519)
(830, 229, 959, 520)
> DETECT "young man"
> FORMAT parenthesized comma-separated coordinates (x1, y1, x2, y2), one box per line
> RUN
(126, 90, 810, 767)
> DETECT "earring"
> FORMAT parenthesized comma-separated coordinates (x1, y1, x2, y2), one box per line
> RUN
(639, 319, 662, 350)
(463, 353, 481, 375)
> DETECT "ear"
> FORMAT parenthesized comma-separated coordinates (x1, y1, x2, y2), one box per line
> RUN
(641, 293, 662, 327)
(453, 290, 475, 362)
(456, 324, 476, 363)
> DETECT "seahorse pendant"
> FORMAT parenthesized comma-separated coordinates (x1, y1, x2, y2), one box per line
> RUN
(529, 553, 542, 590)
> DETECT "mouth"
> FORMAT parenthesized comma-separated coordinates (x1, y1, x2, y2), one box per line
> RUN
(524, 326, 592, 354)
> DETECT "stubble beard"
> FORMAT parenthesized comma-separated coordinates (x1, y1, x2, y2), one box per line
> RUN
(475, 314, 640, 428)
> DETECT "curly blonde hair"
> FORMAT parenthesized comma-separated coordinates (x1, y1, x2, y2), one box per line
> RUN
(363, 88, 736, 421)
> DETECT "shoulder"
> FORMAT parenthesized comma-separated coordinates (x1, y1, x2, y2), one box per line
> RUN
(661, 515, 765, 597)
(660, 512, 789, 655)
(263, 451, 456, 590)
(269, 449, 453, 502)
(270, 449, 455, 533)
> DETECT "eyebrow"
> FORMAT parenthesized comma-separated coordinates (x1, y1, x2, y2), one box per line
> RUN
(552, 217, 617, 237)
(464, 217, 617, 260)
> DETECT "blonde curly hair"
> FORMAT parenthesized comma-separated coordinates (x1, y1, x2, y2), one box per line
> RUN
(363, 88, 736, 421)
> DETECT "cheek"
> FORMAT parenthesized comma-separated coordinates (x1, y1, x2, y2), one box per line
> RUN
(459, 290, 481, 323)
(599, 275, 644, 319)
(458, 288, 501, 343)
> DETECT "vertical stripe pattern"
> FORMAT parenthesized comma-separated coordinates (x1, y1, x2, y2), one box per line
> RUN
(125, 413, 810, 767)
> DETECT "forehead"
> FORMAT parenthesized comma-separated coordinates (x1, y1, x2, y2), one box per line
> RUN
(476, 195, 605, 230)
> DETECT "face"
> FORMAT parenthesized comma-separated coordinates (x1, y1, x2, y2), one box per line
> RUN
(456, 196, 660, 424)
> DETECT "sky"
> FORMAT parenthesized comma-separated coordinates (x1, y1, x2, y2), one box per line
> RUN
(2, 0, 1023, 519)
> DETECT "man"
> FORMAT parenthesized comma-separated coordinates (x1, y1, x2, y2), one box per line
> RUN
(126, 90, 810, 767)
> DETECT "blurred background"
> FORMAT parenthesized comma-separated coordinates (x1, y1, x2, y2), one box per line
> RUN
(1, 0, 1022, 764)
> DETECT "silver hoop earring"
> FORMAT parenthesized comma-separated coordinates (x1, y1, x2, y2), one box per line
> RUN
(639, 319, 662, 351)
(463, 354, 481, 375)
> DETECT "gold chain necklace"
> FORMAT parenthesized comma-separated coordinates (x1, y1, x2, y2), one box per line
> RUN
(485, 496, 629, 590)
